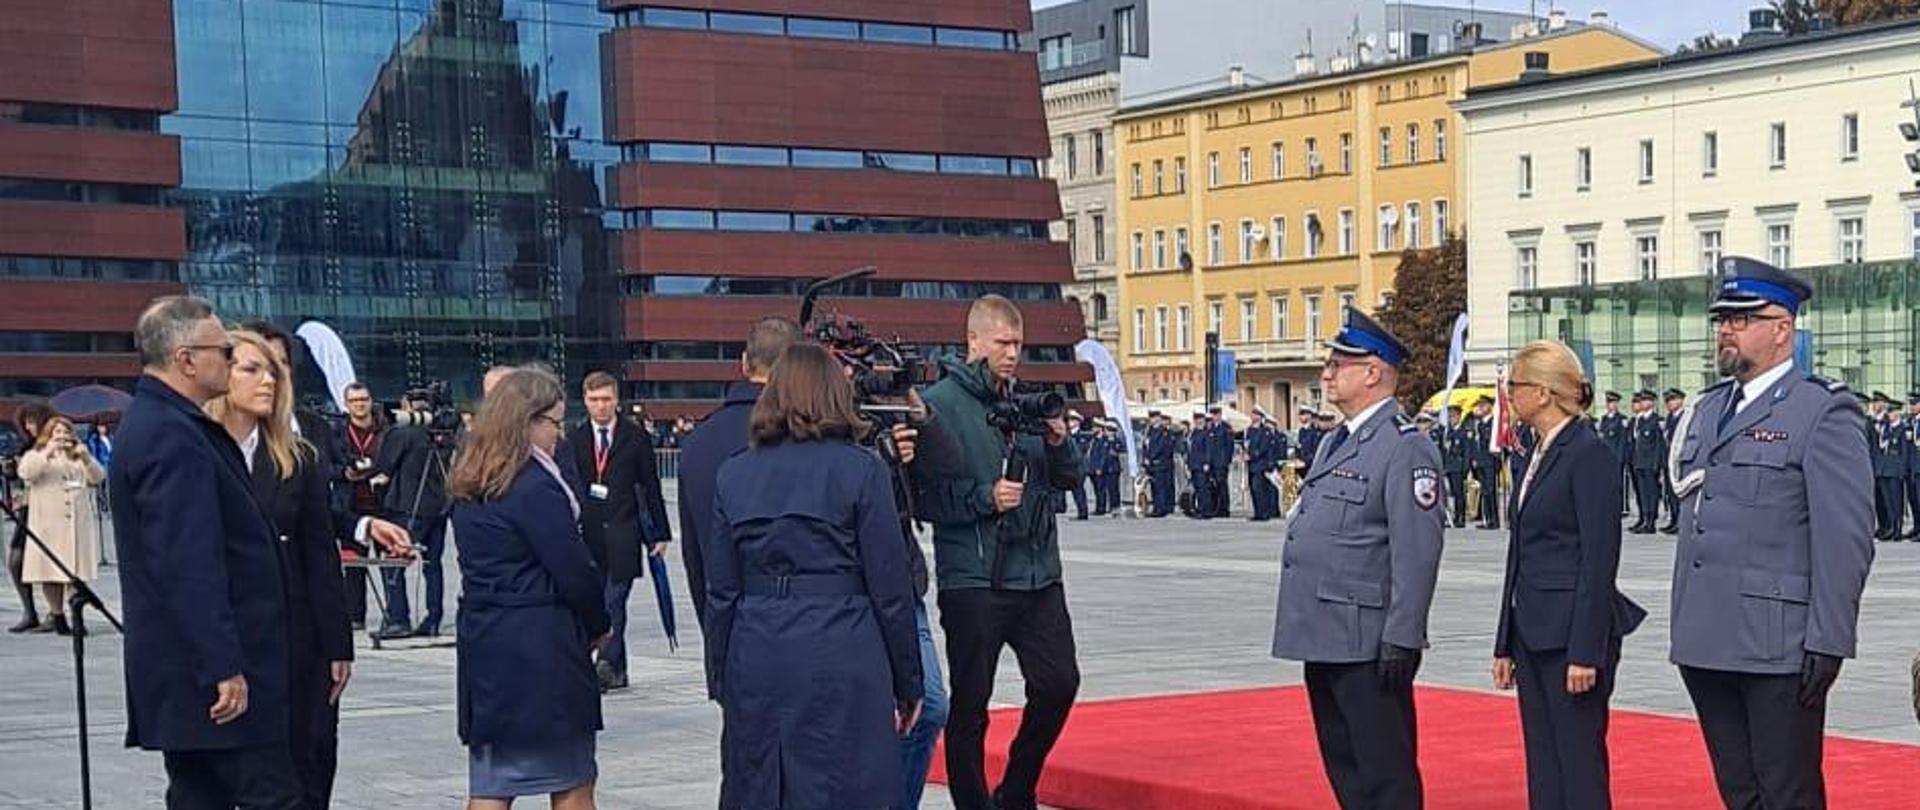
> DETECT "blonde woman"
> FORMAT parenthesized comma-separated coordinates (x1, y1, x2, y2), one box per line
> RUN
(1491, 341, 1647, 810)
(205, 329, 355, 808)
(19, 415, 106, 636)
(449, 366, 608, 810)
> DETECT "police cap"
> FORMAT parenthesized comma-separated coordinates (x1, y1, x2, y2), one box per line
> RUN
(1604, 390, 1621, 403)
(1710, 256, 1813, 315)
(1326, 308, 1411, 367)
(1662, 388, 1686, 401)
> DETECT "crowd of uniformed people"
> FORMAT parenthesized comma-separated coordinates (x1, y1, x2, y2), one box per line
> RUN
(53, 253, 1910, 810)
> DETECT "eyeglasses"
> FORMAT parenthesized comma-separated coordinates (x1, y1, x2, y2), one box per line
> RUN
(182, 343, 234, 362)
(1709, 312, 1787, 331)
(532, 415, 564, 429)
(1322, 355, 1372, 372)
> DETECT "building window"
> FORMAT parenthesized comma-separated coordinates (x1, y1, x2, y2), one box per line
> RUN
(1305, 214, 1324, 258)
(1407, 123, 1420, 163)
(1040, 34, 1073, 69)
(1092, 129, 1106, 175)
(1065, 217, 1078, 261)
(1702, 131, 1718, 177)
(1639, 139, 1654, 183)
(1239, 219, 1257, 264)
(1174, 157, 1187, 192)
(1576, 147, 1592, 191)
(1239, 147, 1252, 183)
(1208, 300, 1224, 338)
(1338, 290, 1357, 317)
(1155, 305, 1169, 351)
(1153, 229, 1167, 269)
(1133, 307, 1146, 353)
(1091, 214, 1107, 262)
(1339, 133, 1353, 174)
(1271, 216, 1287, 260)
(1379, 127, 1393, 167)
(1767, 223, 1793, 267)
(1636, 235, 1659, 280)
(1575, 241, 1597, 286)
(1338, 209, 1355, 255)
(1207, 222, 1223, 266)
(1175, 227, 1190, 265)
(1838, 216, 1865, 264)
(1305, 294, 1323, 339)
(1515, 245, 1538, 290)
(1698, 229, 1723, 273)
(1271, 142, 1285, 179)
(1377, 205, 1398, 251)
(1115, 6, 1138, 55)
(1770, 122, 1788, 168)
(1305, 138, 1321, 176)
(1518, 154, 1534, 197)
(1271, 296, 1290, 339)
(1432, 199, 1450, 243)
(1176, 304, 1192, 351)
(1208, 152, 1220, 188)
(1911, 209, 1920, 259)
(1152, 159, 1164, 194)
(1240, 298, 1256, 342)
(1064, 135, 1077, 179)
(1434, 119, 1447, 160)
(1841, 113, 1859, 162)
(1131, 163, 1143, 196)
(1132, 231, 1144, 270)
(1405, 203, 1421, 249)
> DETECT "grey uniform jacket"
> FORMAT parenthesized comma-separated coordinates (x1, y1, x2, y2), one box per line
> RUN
(1669, 373, 1874, 676)
(1273, 400, 1446, 664)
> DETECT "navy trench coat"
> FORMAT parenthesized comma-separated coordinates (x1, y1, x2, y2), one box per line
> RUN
(706, 439, 923, 810)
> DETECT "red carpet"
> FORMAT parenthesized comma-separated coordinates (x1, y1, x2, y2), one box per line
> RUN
(928, 685, 1918, 809)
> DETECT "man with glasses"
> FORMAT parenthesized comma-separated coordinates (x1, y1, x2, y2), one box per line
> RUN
(1272, 309, 1444, 809)
(112, 296, 304, 808)
(1668, 257, 1873, 810)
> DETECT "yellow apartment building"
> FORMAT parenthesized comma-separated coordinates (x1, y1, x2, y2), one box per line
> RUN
(1113, 24, 1658, 426)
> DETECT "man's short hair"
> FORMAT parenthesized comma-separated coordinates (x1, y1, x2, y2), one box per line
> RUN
(743, 316, 801, 376)
(136, 295, 216, 369)
(344, 381, 370, 397)
(238, 319, 292, 349)
(967, 295, 1024, 334)
(582, 370, 619, 394)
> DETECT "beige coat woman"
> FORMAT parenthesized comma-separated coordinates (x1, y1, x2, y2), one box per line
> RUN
(19, 446, 106, 585)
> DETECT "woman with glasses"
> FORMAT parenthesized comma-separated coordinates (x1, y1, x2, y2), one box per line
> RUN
(1492, 341, 1647, 810)
(705, 343, 922, 810)
(205, 329, 355, 808)
(449, 366, 609, 810)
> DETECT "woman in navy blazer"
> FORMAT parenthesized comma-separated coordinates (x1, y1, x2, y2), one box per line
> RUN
(449, 366, 610, 810)
(706, 343, 923, 810)
(1493, 341, 1647, 810)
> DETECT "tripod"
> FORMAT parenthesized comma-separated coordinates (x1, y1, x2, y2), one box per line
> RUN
(373, 430, 452, 647)
(0, 480, 121, 810)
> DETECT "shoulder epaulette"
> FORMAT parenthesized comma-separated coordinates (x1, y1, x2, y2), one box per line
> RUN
(1394, 414, 1418, 434)
(1805, 374, 1848, 394)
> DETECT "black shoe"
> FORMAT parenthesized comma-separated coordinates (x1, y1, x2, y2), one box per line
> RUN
(7, 615, 40, 634)
(50, 615, 71, 636)
(1903, 532, 1920, 541)
(412, 620, 441, 639)
(992, 788, 1038, 810)
(1659, 523, 1678, 534)
(372, 622, 415, 640)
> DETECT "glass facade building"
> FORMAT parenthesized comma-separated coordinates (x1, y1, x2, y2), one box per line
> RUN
(1509, 259, 1920, 398)
(167, 0, 620, 404)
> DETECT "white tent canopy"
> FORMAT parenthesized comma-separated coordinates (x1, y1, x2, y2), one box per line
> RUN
(1124, 399, 1254, 432)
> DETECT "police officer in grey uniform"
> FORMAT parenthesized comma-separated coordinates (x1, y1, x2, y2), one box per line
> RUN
(1273, 309, 1444, 810)
(1870, 392, 1908, 541)
(1669, 257, 1874, 810)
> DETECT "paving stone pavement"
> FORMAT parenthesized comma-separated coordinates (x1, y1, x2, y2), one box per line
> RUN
(3, 509, 1917, 808)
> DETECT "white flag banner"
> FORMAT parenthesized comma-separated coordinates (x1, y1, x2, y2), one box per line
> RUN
(295, 321, 359, 413)
(1438, 313, 1469, 429)
(1075, 339, 1140, 478)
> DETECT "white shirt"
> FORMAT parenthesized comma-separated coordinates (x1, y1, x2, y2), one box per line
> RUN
(591, 419, 615, 451)
(1733, 358, 1796, 416)
(1339, 397, 1394, 436)
(239, 427, 261, 470)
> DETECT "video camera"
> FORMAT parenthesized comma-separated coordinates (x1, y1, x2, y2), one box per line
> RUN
(390, 380, 463, 439)
(799, 266, 936, 466)
(987, 384, 1066, 437)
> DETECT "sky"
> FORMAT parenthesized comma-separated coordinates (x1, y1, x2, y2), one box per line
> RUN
(1028, 1, 1764, 50)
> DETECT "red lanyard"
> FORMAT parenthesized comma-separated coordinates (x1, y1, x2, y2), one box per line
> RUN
(593, 426, 612, 483)
(347, 424, 376, 458)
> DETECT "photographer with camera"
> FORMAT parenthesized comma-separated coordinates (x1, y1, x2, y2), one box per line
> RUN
(915, 295, 1084, 810)
(372, 385, 457, 640)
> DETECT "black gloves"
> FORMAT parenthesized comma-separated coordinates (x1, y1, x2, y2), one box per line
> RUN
(1798, 652, 1842, 708)
(1378, 643, 1423, 691)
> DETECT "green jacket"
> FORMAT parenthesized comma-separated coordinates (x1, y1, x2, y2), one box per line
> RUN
(915, 357, 1084, 592)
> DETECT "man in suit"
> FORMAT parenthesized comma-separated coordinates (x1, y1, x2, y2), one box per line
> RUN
(1597, 391, 1630, 517)
(112, 296, 302, 809)
(1627, 390, 1666, 535)
(1905, 393, 1920, 541)
(1085, 420, 1113, 516)
(1246, 407, 1281, 521)
(1440, 405, 1471, 528)
(569, 371, 672, 691)
(1467, 396, 1503, 530)
(1670, 257, 1873, 810)
(1659, 389, 1687, 534)
(1187, 410, 1214, 519)
(1143, 412, 1176, 517)
(1870, 393, 1908, 541)
(1273, 309, 1445, 809)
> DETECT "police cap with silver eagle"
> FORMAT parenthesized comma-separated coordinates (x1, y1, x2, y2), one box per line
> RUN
(1326, 307, 1411, 367)
(1710, 256, 1813, 314)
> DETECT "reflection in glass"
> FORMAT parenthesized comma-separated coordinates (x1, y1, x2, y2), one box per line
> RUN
(714, 145, 788, 166)
(862, 22, 935, 45)
(792, 148, 864, 169)
(716, 212, 793, 231)
(786, 17, 859, 40)
(641, 8, 706, 29)
(709, 12, 783, 36)
(869, 152, 938, 172)
(647, 143, 713, 163)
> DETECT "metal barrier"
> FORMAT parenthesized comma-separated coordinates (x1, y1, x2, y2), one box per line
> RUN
(655, 448, 680, 481)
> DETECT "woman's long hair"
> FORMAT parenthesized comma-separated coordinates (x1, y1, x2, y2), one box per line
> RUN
(749, 343, 870, 448)
(29, 415, 74, 453)
(204, 329, 310, 480)
(449, 366, 564, 502)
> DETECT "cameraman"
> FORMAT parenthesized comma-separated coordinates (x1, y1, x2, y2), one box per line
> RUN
(915, 295, 1083, 810)
(373, 389, 452, 640)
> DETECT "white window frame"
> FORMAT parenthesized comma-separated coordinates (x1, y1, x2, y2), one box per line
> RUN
(1433, 119, 1447, 161)
(1271, 142, 1285, 179)
(1770, 122, 1788, 168)
(1339, 133, 1353, 174)
(1638, 139, 1654, 183)
(1091, 214, 1106, 262)
(1702, 131, 1718, 177)
(1432, 199, 1449, 244)
(1636, 234, 1659, 280)
(1271, 295, 1290, 339)
(1152, 229, 1167, 269)
(1574, 240, 1596, 286)
(1130, 163, 1142, 196)
(1152, 159, 1164, 194)
(1405, 202, 1421, 249)
(1175, 226, 1190, 265)
(1697, 228, 1724, 274)
(1270, 216, 1287, 260)
(1207, 222, 1223, 267)
(1239, 219, 1257, 264)
(1518, 154, 1534, 197)
(1207, 152, 1220, 188)
(1407, 122, 1420, 164)
(1338, 291, 1357, 321)
(1576, 147, 1592, 192)
(1379, 127, 1393, 167)
(1305, 294, 1323, 339)
(1154, 305, 1169, 351)
(1239, 147, 1252, 183)
(1208, 300, 1224, 338)
(1176, 304, 1192, 351)
(1377, 204, 1397, 251)
(1841, 113, 1860, 162)
(1132, 307, 1145, 353)
(1174, 157, 1186, 192)
(1305, 138, 1320, 176)
(1338, 209, 1355, 256)
(1767, 222, 1793, 267)
(1515, 243, 1539, 290)
(1131, 231, 1144, 270)
(1837, 214, 1865, 264)
(1239, 298, 1256, 342)
(1305, 213, 1323, 258)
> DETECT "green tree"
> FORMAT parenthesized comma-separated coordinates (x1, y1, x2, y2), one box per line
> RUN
(1374, 236, 1467, 414)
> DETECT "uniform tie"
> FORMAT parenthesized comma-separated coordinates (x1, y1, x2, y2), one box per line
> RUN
(1717, 388, 1745, 434)
(1322, 425, 1351, 462)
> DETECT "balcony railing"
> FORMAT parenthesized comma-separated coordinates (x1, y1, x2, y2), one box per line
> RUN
(1039, 40, 1106, 73)
(1228, 338, 1319, 366)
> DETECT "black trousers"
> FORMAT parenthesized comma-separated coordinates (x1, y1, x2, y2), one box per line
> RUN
(1149, 469, 1174, 516)
(1444, 471, 1467, 526)
(1472, 466, 1500, 527)
(939, 585, 1081, 810)
(1680, 666, 1827, 810)
(1513, 642, 1617, 810)
(1907, 474, 1920, 534)
(162, 745, 304, 810)
(1304, 662, 1422, 810)
(288, 627, 341, 810)
(1090, 473, 1112, 515)
(1660, 468, 1679, 524)
(1630, 468, 1661, 525)
(1213, 471, 1231, 517)
(1874, 476, 1904, 535)
(342, 567, 367, 625)
(1249, 468, 1279, 519)
(1189, 469, 1213, 519)
(1100, 471, 1122, 514)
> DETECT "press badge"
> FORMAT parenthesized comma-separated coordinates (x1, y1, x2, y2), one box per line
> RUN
(589, 483, 610, 501)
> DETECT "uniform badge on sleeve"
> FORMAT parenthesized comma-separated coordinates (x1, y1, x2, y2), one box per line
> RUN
(1412, 467, 1440, 511)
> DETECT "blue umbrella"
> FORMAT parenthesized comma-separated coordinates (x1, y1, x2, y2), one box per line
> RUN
(50, 385, 131, 420)
(646, 552, 678, 652)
